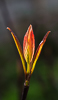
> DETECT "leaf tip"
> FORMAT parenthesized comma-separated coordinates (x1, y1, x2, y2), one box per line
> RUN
(48, 31, 51, 34)
(29, 24, 32, 27)
(6, 27, 11, 32)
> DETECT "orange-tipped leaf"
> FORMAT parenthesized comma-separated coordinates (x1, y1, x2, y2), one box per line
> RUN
(31, 31, 51, 74)
(7, 27, 26, 74)
(23, 25, 35, 63)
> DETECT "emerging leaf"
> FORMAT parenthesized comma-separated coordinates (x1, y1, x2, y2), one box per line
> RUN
(31, 31, 51, 74)
(23, 25, 35, 63)
(7, 27, 26, 74)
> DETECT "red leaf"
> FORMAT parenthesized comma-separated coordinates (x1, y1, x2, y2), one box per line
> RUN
(31, 31, 51, 74)
(23, 24, 35, 63)
(7, 27, 26, 74)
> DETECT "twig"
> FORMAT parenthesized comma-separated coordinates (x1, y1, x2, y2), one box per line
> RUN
(21, 83, 29, 100)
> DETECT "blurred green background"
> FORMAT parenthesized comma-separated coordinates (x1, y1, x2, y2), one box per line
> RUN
(0, 0, 58, 100)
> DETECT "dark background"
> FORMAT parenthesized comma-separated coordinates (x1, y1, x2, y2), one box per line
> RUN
(0, 0, 58, 100)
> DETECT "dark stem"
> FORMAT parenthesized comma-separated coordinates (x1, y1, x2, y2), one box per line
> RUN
(21, 84, 29, 100)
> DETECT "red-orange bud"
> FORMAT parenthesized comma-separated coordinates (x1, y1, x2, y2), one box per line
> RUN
(23, 24, 35, 63)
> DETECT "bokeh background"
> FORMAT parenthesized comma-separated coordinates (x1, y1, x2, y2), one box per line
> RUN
(0, 0, 58, 100)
